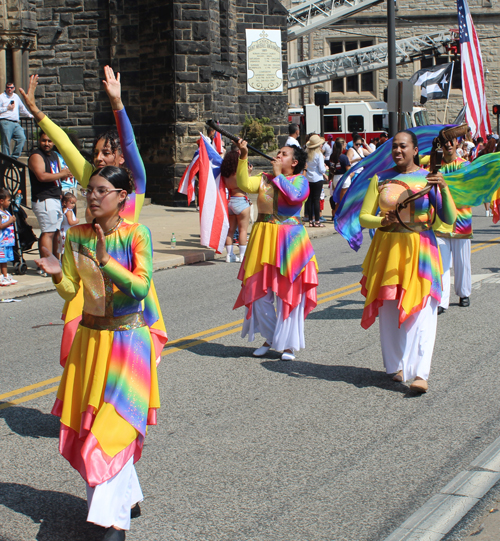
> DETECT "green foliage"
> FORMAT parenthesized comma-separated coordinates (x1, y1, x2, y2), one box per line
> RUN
(240, 115, 277, 155)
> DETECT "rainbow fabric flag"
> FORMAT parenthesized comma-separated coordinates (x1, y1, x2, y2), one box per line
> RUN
(333, 125, 500, 250)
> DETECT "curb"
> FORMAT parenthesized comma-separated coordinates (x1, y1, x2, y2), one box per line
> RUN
(384, 437, 500, 541)
(1, 224, 336, 300)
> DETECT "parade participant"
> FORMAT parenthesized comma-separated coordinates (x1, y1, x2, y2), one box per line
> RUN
(305, 134, 326, 227)
(20, 67, 166, 367)
(222, 150, 250, 263)
(58, 192, 79, 255)
(359, 130, 457, 393)
(35, 166, 161, 541)
(431, 132, 471, 314)
(233, 140, 318, 361)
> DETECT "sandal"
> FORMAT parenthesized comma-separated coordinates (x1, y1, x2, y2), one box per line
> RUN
(314, 222, 325, 228)
(309, 222, 314, 227)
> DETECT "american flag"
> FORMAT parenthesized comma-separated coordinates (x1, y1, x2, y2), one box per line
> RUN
(457, 0, 492, 138)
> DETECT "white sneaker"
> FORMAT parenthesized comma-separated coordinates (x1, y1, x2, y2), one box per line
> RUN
(281, 351, 296, 361)
(226, 253, 240, 263)
(486, 210, 490, 217)
(6, 274, 17, 285)
(0, 276, 11, 286)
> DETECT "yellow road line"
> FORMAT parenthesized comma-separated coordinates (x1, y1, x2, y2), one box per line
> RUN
(0, 376, 61, 401)
(162, 326, 244, 357)
(471, 235, 500, 253)
(165, 319, 244, 347)
(317, 286, 362, 305)
(0, 386, 60, 411)
(2, 236, 499, 409)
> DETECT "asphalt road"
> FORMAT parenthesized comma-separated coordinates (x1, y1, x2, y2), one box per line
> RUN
(1, 208, 500, 541)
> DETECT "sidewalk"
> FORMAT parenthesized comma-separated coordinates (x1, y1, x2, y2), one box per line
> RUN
(0, 203, 337, 300)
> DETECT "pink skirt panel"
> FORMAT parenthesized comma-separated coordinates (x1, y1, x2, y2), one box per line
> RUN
(234, 260, 318, 320)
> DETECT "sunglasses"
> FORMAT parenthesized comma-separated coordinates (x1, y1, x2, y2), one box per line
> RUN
(6, 86, 14, 89)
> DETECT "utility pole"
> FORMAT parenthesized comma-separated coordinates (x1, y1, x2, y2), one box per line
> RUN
(387, 0, 398, 136)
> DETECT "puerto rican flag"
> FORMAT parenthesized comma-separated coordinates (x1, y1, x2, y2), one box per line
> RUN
(177, 149, 199, 204)
(198, 135, 229, 253)
(213, 129, 223, 155)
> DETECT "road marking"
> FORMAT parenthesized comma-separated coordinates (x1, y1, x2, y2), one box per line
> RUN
(471, 235, 500, 254)
(0, 376, 61, 401)
(2, 237, 499, 409)
(0, 386, 60, 411)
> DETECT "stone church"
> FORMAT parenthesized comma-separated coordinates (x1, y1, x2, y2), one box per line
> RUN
(0, 0, 289, 204)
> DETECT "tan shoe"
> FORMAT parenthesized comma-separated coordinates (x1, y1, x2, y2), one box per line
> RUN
(392, 370, 403, 382)
(410, 379, 428, 393)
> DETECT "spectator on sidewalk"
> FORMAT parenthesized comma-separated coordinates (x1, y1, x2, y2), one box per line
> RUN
(0, 188, 17, 286)
(286, 123, 301, 148)
(28, 131, 70, 271)
(0, 82, 34, 159)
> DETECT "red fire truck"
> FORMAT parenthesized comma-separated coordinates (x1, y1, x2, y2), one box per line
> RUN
(288, 101, 429, 144)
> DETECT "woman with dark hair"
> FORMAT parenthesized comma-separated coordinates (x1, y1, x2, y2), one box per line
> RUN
(233, 141, 318, 361)
(329, 137, 351, 216)
(359, 130, 457, 393)
(221, 149, 251, 262)
(20, 67, 166, 369)
(347, 134, 373, 165)
(35, 166, 164, 541)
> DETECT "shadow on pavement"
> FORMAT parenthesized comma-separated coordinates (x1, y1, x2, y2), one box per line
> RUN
(261, 360, 409, 394)
(307, 299, 365, 320)
(0, 406, 60, 439)
(317, 264, 362, 275)
(0, 483, 102, 541)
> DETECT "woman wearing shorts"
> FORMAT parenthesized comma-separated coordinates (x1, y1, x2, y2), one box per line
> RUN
(222, 150, 251, 263)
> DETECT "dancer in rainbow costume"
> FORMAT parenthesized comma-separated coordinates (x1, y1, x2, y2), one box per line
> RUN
(233, 139, 318, 361)
(359, 130, 457, 393)
(333, 125, 500, 393)
(21, 70, 166, 540)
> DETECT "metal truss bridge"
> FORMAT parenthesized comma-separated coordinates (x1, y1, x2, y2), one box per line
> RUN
(287, 30, 456, 88)
(287, 0, 384, 40)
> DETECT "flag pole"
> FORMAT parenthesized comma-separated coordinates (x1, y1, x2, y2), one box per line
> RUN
(442, 98, 450, 123)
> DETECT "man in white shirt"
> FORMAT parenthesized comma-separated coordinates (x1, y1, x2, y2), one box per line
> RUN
(0, 82, 34, 159)
(286, 123, 301, 147)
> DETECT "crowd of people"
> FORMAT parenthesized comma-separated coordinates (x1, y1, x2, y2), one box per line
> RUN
(2, 71, 500, 539)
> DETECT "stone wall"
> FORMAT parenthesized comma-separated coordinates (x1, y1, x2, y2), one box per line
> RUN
(23, 0, 290, 205)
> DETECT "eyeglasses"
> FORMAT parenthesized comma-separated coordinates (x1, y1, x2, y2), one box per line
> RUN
(81, 187, 123, 198)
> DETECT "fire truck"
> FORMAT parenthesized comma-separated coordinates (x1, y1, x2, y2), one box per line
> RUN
(288, 101, 430, 144)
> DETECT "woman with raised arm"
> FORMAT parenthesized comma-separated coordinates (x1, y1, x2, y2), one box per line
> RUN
(36, 166, 162, 541)
(20, 68, 166, 366)
(233, 140, 318, 361)
(359, 130, 457, 393)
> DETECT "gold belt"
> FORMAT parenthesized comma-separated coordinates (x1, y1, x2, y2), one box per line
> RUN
(256, 213, 301, 225)
(379, 223, 432, 233)
(81, 311, 146, 331)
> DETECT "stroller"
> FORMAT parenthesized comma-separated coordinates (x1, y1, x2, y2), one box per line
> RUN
(10, 200, 38, 275)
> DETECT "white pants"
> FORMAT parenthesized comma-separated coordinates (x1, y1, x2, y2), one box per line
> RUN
(379, 298, 438, 382)
(241, 290, 306, 352)
(437, 237, 472, 309)
(86, 457, 143, 530)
